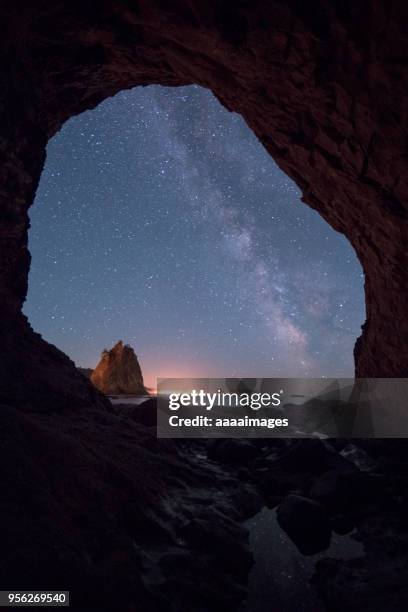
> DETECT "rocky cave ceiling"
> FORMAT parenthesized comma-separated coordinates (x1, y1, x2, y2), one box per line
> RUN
(1, 0, 408, 408)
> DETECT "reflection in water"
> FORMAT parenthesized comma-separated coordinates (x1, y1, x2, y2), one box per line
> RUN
(111, 395, 366, 611)
(242, 507, 364, 612)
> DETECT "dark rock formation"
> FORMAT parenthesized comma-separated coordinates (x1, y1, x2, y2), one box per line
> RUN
(77, 367, 93, 379)
(308, 468, 382, 514)
(270, 439, 356, 476)
(277, 494, 332, 555)
(207, 439, 261, 465)
(116, 397, 157, 427)
(0, 316, 108, 412)
(91, 341, 147, 395)
(202, 435, 408, 609)
(0, 404, 256, 611)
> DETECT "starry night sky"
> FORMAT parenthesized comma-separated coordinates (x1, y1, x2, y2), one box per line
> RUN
(24, 85, 365, 389)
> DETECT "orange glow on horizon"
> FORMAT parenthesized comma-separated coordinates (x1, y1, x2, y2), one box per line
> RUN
(143, 361, 215, 395)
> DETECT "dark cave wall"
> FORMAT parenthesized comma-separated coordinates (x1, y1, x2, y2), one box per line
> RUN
(1, 0, 408, 408)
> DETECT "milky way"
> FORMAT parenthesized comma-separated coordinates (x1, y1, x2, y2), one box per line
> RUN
(24, 85, 365, 388)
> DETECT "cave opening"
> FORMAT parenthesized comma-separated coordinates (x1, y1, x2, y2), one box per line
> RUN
(2, 4, 408, 610)
(23, 84, 365, 389)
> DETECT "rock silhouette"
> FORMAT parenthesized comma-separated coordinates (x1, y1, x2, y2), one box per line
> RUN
(77, 367, 93, 379)
(91, 341, 147, 395)
(277, 494, 331, 555)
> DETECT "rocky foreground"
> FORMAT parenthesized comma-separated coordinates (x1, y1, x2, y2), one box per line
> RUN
(1, 397, 408, 610)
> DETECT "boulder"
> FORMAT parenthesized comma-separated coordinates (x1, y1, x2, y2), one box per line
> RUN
(130, 398, 157, 427)
(77, 367, 93, 379)
(309, 470, 382, 513)
(277, 494, 331, 555)
(272, 439, 356, 476)
(206, 439, 260, 465)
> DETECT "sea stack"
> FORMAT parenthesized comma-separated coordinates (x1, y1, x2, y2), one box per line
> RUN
(91, 341, 147, 395)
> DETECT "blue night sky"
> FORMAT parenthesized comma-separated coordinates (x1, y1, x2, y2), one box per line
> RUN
(24, 85, 365, 389)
